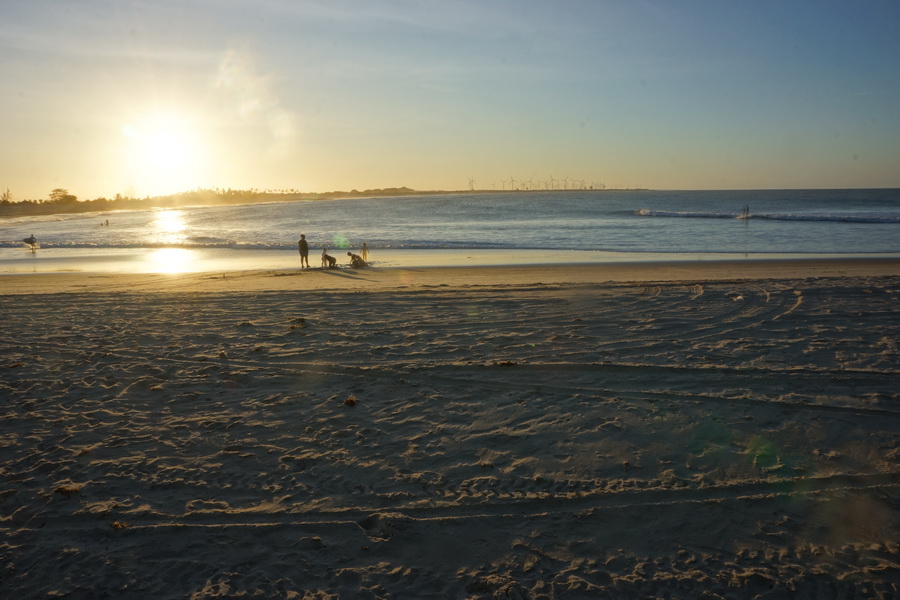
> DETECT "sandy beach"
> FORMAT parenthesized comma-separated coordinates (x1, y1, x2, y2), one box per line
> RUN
(2, 259, 899, 598)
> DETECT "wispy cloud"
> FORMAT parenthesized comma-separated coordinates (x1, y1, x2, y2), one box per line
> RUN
(216, 45, 298, 156)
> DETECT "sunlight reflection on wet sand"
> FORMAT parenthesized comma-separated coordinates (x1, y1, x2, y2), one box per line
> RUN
(147, 248, 195, 273)
(2, 247, 898, 275)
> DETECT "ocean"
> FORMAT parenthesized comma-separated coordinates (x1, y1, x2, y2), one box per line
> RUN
(1, 189, 898, 273)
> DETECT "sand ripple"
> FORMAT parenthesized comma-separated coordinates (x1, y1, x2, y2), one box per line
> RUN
(1, 276, 898, 598)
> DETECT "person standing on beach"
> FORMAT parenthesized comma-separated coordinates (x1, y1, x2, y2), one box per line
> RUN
(298, 234, 309, 268)
(360, 242, 369, 262)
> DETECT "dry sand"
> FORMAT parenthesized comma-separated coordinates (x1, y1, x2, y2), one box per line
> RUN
(1, 259, 899, 598)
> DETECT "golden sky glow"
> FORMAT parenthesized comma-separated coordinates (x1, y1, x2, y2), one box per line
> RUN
(120, 113, 210, 197)
(1, 1, 899, 200)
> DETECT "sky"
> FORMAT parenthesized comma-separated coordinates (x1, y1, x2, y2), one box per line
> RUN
(1, 0, 899, 200)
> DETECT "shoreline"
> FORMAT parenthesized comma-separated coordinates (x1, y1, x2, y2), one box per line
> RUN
(3, 245, 900, 275)
(2, 255, 899, 295)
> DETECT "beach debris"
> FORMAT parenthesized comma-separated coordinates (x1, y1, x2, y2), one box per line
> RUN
(344, 395, 358, 407)
(110, 521, 128, 530)
(290, 317, 308, 330)
(218, 351, 228, 359)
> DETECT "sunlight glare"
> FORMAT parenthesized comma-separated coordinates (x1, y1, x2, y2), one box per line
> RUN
(146, 248, 194, 274)
(145, 133, 189, 169)
(121, 111, 209, 197)
(151, 209, 187, 244)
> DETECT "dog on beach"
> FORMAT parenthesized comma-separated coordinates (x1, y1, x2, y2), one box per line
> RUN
(321, 248, 337, 269)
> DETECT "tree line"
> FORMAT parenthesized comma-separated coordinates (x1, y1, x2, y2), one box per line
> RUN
(0, 186, 423, 217)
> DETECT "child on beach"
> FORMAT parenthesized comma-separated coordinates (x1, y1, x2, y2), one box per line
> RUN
(347, 251, 367, 268)
(321, 248, 337, 269)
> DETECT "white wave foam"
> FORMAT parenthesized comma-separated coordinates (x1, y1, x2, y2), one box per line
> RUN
(636, 209, 899, 224)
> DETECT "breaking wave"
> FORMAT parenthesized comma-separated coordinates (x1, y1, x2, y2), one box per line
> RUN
(635, 209, 900, 224)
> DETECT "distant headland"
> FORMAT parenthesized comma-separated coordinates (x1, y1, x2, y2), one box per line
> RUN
(0, 186, 644, 218)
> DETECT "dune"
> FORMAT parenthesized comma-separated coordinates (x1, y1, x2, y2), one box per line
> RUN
(1, 259, 898, 598)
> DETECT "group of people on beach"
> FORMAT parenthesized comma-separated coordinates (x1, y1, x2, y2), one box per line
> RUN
(297, 234, 369, 269)
(20, 230, 370, 269)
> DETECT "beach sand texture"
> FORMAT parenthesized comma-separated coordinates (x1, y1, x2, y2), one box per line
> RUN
(1, 263, 899, 598)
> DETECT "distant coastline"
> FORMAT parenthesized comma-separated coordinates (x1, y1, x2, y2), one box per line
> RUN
(0, 186, 644, 219)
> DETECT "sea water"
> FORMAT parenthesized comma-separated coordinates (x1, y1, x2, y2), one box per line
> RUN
(1, 189, 898, 273)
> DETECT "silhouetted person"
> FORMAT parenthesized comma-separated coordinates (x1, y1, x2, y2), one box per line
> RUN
(298, 234, 309, 268)
(360, 242, 369, 262)
(23, 234, 37, 250)
(347, 251, 367, 268)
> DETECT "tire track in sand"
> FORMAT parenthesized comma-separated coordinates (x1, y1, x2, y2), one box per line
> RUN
(14, 471, 899, 532)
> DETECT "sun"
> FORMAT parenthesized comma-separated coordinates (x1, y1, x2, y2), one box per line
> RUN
(121, 111, 209, 196)
(144, 131, 189, 169)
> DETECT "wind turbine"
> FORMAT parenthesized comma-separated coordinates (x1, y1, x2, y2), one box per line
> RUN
(468, 178, 476, 191)
(509, 176, 517, 191)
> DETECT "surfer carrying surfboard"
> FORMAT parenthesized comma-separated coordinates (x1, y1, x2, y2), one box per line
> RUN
(23, 234, 38, 252)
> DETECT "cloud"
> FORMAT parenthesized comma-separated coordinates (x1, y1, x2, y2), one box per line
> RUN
(215, 46, 298, 156)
